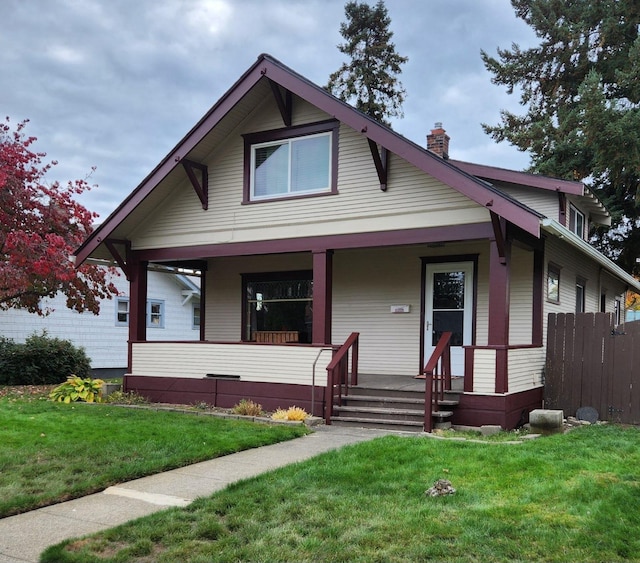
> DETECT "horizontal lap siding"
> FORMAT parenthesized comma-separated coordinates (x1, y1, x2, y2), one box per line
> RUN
(508, 348, 545, 393)
(132, 99, 489, 250)
(473, 349, 496, 394)
(509, 245, 534, 345)
(131, 342, 333, 386)
(499, 186, 559, 221)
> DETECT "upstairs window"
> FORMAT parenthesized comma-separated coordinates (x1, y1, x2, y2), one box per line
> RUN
(244, 121, 338, 203)
(569, 205, 585, 238)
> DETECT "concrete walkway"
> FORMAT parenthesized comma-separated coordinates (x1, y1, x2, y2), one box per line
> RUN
(0, 425, 404, 563)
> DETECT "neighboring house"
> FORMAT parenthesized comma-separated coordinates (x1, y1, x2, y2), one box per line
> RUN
(74, 54, 640, 428)
(0, 268, 200, 377)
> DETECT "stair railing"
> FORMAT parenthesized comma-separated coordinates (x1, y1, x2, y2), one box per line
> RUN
(324, 332, 359, 425)
(422, 331, 453, 432)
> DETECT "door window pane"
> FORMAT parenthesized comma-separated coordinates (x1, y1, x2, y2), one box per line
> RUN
(432, 272, 465, 309)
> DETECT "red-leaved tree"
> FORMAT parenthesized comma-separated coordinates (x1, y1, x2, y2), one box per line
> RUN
(0, 117, 119, 315)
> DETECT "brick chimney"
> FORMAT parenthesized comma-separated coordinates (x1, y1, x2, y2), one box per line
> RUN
(427, 122, 450, 159)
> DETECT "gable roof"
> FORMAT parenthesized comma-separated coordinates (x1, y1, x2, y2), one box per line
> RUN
(76, 53, 543, 265)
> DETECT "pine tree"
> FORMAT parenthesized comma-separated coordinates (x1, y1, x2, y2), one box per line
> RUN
(482, 0, 640, 272)
(327, 0, 408, 126)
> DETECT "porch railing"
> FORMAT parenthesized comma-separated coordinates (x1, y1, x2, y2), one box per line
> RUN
(324, 332, 359, 425)
(422, 331, 452, 432)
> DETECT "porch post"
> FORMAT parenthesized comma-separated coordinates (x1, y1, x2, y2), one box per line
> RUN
(312, 249, 333, 345)
(127, 251, 148, 371)
(488, 232, 511, 393)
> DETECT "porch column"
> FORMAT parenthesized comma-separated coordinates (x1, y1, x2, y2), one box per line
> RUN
(312, 249, 333, 345)
(488, 234, 511, 393)
(128, 252, 148, 350)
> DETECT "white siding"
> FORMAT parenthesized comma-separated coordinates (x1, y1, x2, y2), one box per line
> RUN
(472, 349, 496, 394)
(509, 245, 534, 344)
(131, 342, 334, 386)
(508, 347, 545, 393)
(0, 270, 199, 370)
(498, 185, 559, 220)
(131, 99, 489, 251)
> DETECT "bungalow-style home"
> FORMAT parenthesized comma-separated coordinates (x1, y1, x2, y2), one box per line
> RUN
(0, 267, 200, 377)
(75, 53, 640, 430)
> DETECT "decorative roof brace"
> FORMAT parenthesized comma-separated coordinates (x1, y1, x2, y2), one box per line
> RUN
(104, 239, 131, 280)
(181, 159, 208, 210)
(490, 211, 507, 264)
(268, 79, 292, 127)
(367, 138, 389, 191)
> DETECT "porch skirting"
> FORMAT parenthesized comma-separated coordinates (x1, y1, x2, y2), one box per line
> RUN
(124, 375, 327, 417)
(453, 386, 544, 429)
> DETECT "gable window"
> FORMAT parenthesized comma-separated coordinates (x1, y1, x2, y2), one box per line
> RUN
(576, 278, 586, 313)
(243, 120, 338, 203)
(569, 205, 585, 238)
(116, 298, 129, 325)
(147, 300, 165, 328)
(547, 263, 560, 303)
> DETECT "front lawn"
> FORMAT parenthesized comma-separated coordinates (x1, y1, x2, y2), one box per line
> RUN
(43, 424, 640, 563)
(0, 389, 307, 518)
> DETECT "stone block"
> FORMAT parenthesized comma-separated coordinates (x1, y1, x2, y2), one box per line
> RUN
(529, 409, 563, 435)
(480, 425, 502, 436)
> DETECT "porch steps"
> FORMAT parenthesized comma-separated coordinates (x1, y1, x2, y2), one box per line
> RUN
(331, 385, 458, 432)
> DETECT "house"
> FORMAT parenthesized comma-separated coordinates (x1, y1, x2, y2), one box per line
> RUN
(74, 54, 640, 429)
(0, 267, 200, 377)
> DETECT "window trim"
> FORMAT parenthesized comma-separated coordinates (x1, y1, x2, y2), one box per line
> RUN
(575, 277, 586, 313)
(147, 299, 165, 329)
(242, 120, 339, 204)
(547, 263, 561, 304)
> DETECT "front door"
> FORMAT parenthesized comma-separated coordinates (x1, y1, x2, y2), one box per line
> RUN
(423, 262, 474, 376)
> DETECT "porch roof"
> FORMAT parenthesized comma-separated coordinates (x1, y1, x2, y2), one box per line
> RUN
(75, 53, 544, 266)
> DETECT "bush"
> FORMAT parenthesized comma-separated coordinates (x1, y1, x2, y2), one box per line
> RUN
(271, 406, 309, 421)
(0, 331, 91, 385)
(49, 376, 104, 403)
(104, 390, 150, 405)
(232, 399, 264, 417)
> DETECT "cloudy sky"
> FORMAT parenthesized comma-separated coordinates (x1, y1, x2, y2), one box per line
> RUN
(1, 0, 538, 220)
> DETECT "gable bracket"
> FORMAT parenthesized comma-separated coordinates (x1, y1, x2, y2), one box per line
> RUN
(268, 79, 292, 127)
(182, 159, 208, 210)
(367, 138, 389, 191)
(490, 212, 507, 265)
(105, 239, 131, 280)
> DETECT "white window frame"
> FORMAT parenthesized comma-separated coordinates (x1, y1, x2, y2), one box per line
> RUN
(569, 204, 585, 239)
(147, 300, 165, 329)
(250, 131, 332, 201)
(116, 298, 129, 326)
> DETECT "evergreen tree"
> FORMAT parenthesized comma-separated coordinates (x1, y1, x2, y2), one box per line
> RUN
(327, 0, 408, 125)
(482, 0, 640, 272)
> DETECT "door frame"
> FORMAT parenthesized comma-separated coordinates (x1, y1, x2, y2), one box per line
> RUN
(419, 254, 478, 375)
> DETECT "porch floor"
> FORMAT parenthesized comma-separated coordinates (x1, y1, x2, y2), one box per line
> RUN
(355, 373, 464, 392)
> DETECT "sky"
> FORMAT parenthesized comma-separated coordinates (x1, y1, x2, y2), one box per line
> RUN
(1, 0, 539, 220)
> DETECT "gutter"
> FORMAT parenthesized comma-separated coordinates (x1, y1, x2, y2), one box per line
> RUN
(541, 218, 640, 293)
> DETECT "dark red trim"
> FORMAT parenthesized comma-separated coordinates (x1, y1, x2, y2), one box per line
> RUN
(495, 348, 508, 393)
(451, 159, 584, 196)
(268, 79, 292, 127)
(128, 254, 148, 364)
(136, 223, 495, 263)
(452, 385, 543, 429)
(76, 54, 542, 266)
(464, 347, 474, 392)
(105, 240, 130, 280)
(558, 192, 567, 226)
(367, 138, 388, 191)
(312, 251, 333, 345)
(181, 159, 208, 210)
(124, 375, 326, 417)
(242, 120, 339, 204)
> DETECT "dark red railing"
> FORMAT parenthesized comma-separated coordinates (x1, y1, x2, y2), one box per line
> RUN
(324, 332, 359, 425)
(422, 331, 452, 432)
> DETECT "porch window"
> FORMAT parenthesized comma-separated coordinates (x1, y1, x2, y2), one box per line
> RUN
(243, 121, 338, 202)
(576, 278, 586, 313)
(243, 271, 313, 343)
(547, 263, 560, 303)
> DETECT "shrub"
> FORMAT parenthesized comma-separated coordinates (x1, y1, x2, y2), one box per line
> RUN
(103, 390, 150, 405)
(49, 376, 104, 403)
(0, 331, 91, 385)
(271, 406, 309, 421)
(232, 399, 264, 417)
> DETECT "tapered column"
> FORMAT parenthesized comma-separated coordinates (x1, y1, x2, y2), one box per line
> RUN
(312, 250, 333, 345)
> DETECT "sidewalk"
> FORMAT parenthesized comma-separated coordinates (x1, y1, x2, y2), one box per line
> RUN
(0, 425, 403, 563)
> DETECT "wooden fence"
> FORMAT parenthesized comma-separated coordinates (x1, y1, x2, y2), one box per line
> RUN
(545, 313, 640, 424)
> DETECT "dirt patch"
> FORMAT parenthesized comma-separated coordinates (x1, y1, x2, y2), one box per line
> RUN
(0, 385, 56, 399)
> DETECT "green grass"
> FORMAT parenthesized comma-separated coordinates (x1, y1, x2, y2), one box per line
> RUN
(0, 392, 307, 518)
(42, 424, 640, 562)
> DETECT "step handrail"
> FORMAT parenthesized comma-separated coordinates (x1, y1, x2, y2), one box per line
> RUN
(422, 331, 452, 432)
(324, 332, 359, 425)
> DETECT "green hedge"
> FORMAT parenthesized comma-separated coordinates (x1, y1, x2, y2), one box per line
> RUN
(0, 332, 91, 385)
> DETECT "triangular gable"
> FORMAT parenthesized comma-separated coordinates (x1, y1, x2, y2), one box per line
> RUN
(76, 53, 542, 265)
